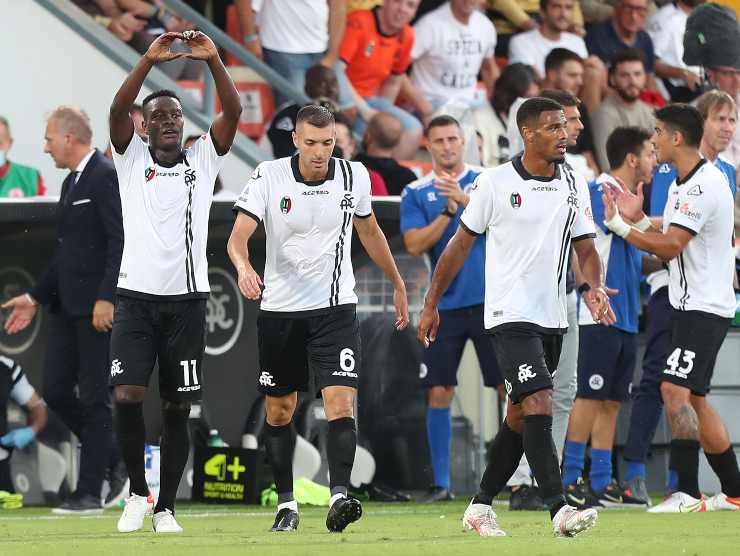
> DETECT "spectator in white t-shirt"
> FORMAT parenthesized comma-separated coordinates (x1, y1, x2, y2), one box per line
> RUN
(235, 0, 347, 106)
(507, 0, 588, 78)
(409, 0, 498, 111)
(647, 0, 703, 102)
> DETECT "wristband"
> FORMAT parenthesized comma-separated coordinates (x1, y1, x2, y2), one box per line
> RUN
(604, 210, 631, 238)
(441, 207, 457, 218)
(577, 283, 591, 295)
(634, 215, 651, 232)
(243, 34, 259, 43)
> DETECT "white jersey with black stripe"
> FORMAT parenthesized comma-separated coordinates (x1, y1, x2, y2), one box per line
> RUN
(0, 355, 35, 406)
(111, 132, 226, 299)
(662, 159, 736, 318)
(460, 155, 596, 332)
(234, 156, 372, 314)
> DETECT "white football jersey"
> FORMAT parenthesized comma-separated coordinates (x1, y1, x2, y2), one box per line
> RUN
(460, 156, 596, 332)
(662, 159, 736, 318)
(234, 156, 372, 313)
(112, 132, 226, 299)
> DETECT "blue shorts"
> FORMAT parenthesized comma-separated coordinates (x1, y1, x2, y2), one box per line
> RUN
(577, 325, 637, 401)
(421, 305, 502, 388)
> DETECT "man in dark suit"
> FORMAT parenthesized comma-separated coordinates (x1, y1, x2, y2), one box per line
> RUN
(2, 106, 123, 513)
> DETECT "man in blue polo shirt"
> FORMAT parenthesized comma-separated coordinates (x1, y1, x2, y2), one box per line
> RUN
(562, 126, 656, 509)
(620, 90, 738, 502)
(401, 115, 502, 502)
(586, 0, 656, 85)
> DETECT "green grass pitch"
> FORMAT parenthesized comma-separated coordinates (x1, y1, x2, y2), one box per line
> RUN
(0, 501, 737, 555)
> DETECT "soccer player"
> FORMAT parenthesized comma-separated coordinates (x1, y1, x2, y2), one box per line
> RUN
(506, 90, 588, 511)
(603, 104, 740, 513)
(400, 115, 503, 503)
(108, 31, 242, 533)
(0, 355, 48, 493)
(562, 126, 656, 509)
(228, 105, 409, 533)
(620, 89, 738, 503)
(419, 97, 614, 537)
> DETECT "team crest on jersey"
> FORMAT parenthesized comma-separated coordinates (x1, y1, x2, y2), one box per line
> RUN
(340, 193, 355, 211)
(364, 40, 375, 57)
(280, 196, 292, 214)
(184, 168, 196, 186)
(510, 192, 522, 209)
(145, 167, 156, 182)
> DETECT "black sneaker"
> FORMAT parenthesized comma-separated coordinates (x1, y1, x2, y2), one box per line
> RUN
(51, 493, 103, 515)
(509, 484, 547, 511)
(104, 460, 130, 509)
(420, 486, 454, 503)
(270, 508, 299, 532)
(326, 496, 362, 532)
(565, 478, 603, 510)
(597, 479, 650, 508)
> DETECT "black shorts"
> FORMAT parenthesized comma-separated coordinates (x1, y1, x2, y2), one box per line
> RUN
(257, 307, 361, 397)
(661, 309, 731, 396)
(421, 305, 502, 388)
(110, 296, 207, 402)
(490, 323, 563, 404)
(577, 325, 637, 402)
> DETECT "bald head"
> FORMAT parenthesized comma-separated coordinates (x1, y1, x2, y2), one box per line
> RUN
(365, 112, 402, 154)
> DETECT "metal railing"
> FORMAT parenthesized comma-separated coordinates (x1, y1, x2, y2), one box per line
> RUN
(162, 0, 310, 110)
(34, 0, 307, 168)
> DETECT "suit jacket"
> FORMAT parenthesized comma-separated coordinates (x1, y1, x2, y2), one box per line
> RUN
(31, 150, 123, 316)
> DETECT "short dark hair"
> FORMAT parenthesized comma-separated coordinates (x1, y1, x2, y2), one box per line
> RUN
(654, 103, 704, 147)
(606, 126, 652, 169)
(142, 90, 181, 111)
(545, 48, 583, 73)
(539, 89, 580, 107)
(296, 104, 335, 128)
(425, 115, 461, 136)
(609, 48, 646, 74)
(516, 97, 564, 131)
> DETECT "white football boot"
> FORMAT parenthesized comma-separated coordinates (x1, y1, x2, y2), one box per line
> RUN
(552, 504, 598, 537)
(462, 499, 506, 537)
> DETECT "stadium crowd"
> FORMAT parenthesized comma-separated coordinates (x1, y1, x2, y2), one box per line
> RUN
(2, 0, 740, 537)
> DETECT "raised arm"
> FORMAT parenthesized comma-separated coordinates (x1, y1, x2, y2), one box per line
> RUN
(109, 32, 185, 152)
(227, 213, 263, 300)
(353, 213, 409, 330)
(185, 32, 242, 155)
